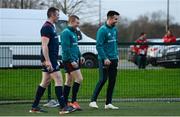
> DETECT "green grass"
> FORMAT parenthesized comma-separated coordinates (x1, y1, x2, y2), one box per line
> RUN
(0, 68, 180, 100)
(1, 102, 180, 116)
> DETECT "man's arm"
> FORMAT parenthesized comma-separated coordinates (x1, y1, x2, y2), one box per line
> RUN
(96, 29, 107, 60)
(96, 29, 111, 65)
(42, 36, 50, 62)
(41, 36, 53, 71)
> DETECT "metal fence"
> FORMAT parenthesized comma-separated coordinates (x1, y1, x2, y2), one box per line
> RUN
(0, 42, 180, 103)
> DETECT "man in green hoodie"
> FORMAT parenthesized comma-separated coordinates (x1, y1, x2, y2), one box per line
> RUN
(89, 10, 120, 109)
(60, 15, 85, 110)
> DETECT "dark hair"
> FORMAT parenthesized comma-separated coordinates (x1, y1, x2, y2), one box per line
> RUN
(140, 32, 146, 36)
(68, 15, 80, 23)
(107, 10, 120, 19)
(47, 7, 59, 18)
(167, 29, 172, 33)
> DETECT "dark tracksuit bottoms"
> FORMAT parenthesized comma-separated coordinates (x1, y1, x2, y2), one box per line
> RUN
(91, 59, 118, 104)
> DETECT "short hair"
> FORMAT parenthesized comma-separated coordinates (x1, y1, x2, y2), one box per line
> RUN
(68, 15, 80, 23)
(140, 32, 146, 36)
(167, 29, 172, 33)
(107, 10, 120, 19)
(47, 7, 59, 18)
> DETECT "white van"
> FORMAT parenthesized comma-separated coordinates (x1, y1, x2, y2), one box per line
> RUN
(0, 8, 98, 68)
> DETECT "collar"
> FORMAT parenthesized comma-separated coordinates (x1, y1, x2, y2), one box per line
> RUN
(105, 22, 114, 29)
(67, 26, 76, 32)
(45, 21, 55, 28)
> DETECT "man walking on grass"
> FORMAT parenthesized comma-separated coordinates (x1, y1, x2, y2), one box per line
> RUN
(61, 15, 85, 111)
(29, 7, 75, 115)
(89, 10, 120, 109)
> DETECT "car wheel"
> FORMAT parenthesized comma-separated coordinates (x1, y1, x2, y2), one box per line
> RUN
(83, 54, 97, 68)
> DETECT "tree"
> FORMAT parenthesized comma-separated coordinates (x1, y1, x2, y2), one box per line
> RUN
(46, 0, 97, 15)
(80, 11, 180, 42)
(0, 0, 45, 9)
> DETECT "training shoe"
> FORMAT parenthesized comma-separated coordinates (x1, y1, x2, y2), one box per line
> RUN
(43, 100, 59, 108)
(89, 101, 98, 109)
(104, 104, 119, 110)
(59, 106, 76, 115)
(29, 107, 47, 113)
(72, 101, 81, 110)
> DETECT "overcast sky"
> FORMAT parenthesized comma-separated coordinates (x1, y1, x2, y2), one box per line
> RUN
(101, 0, 180, 23)
(81, 0, 180, 24)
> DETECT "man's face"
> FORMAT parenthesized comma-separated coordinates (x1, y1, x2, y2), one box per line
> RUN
(71, 19, 80, 29)
(52, 10, 59, 23)
(110, 15, 119, 26)
(167, 31, 171, 36)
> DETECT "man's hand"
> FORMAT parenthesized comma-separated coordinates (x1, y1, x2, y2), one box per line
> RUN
(80, 57, 85, 64)
(71, 61, 79, 68)
(45, 61, 53, 72)
(104, 59, 111, 66)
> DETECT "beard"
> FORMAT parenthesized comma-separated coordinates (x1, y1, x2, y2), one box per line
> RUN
(111, 22, 116, 27)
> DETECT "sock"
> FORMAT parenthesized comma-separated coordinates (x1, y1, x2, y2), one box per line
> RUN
(72, 82, 80, 103)
(32, 85, 46, 108)
(55, 86, 65, 109)
(63, 85, 71, 105)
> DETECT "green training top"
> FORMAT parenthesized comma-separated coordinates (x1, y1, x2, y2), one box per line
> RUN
(96, 22, 119, 60)
(60, 26, 81, 62)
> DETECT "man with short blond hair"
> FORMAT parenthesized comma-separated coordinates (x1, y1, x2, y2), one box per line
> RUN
(61, 15, 85, 110)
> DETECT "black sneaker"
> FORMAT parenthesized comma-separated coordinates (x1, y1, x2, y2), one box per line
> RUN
(29, 107, 47, 113)
(59, 106, 76, 115)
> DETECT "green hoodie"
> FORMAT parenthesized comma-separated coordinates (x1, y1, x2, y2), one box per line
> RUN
(96, 23, 119, 60)
(60, 26, 81, 62)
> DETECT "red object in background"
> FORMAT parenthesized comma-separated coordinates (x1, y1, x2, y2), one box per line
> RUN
(163, 35, 176, 43)
(135, 38, 148, 55)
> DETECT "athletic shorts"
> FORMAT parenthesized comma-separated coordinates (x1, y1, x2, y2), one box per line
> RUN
(41, 60, 60, 73)
(63, 60, 80, 74)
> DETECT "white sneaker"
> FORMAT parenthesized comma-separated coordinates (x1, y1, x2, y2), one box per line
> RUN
(105, 104, 119, 109)
(89, 101, 98, 108)
(43, 100, 59, 108)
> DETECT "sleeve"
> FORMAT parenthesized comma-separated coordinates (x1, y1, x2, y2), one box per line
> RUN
(60, 31, 74, 62)
(172, 36, 176, 42)
(163, 36, 168, 43)
(96, 28, 107, 60)
(40, 26, 52, 38)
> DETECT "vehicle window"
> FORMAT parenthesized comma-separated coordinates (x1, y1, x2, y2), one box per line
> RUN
(55, 20, 68, 35)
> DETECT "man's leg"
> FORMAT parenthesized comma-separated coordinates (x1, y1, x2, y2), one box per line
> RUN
(91, 60, 108, 102)
(70, 69, 83, 103)
(137, 55, 142, 69)
(50, 71, 65, 109)
(64, 73, 73, 105)
(51, 71, 76, 114)
(142, 55, 147, 69)
(30, 72, 51, 113)
(106, 60, 118, 105)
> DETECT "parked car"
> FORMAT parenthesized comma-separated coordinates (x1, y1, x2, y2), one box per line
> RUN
(156, 38, 180, 68)
(128, 38, 180, 68)
(146, 39, 164, 66)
